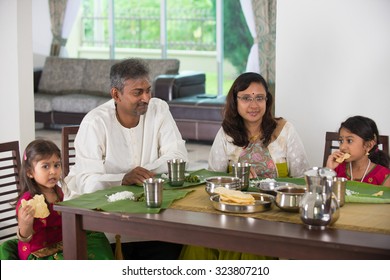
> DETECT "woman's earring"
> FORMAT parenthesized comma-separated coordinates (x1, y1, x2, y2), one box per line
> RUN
(366, 151, 370, 156)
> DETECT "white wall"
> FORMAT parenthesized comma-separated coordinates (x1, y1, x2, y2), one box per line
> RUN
(0, 0, 34, 151)
(276, 0, 390, 167)
(32, 0, 51, 68)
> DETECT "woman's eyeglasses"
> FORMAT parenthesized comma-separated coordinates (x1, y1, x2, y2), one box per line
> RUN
(237, 95, 267, 104)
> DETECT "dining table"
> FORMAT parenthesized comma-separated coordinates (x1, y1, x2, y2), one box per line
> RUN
(54, 170, 390, 260)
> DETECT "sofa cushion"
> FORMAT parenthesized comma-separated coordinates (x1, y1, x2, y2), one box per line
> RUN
(168, 95, 226, 122)
(146, 59, 180, 82)
(38, 57, 86, 94)
(51, 94, 109, 113)
(81, 59, 116, 97)
(34, 93, 55, 112)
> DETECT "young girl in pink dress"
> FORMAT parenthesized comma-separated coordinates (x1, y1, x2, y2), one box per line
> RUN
(16, 139, 113, 259)
(326, 116, 390, 186)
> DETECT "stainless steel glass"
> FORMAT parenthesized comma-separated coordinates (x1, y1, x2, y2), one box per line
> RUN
(143, 178, 164, 208)
(332, 177, 347, 207)
(232, 162, 251, 191)
(167, 159, 186, 186)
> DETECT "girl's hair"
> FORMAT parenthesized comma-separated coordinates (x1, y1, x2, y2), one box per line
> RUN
(17, 139, 63, 202)
(222, 72, 278, 147)
(339, 115, 390, 168)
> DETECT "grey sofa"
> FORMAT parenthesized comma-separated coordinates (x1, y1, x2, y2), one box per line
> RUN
(34, 56, 206, 127)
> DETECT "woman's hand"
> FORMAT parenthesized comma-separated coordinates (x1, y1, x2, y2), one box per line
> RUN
(122, 166, 155, 186)
(249, 167, 257, 179)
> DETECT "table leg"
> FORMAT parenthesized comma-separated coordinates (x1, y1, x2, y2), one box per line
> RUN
(61, 212, 87, 259)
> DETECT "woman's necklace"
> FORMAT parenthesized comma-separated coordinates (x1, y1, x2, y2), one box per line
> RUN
(349, 159, 371, 182)
(249, 132, 262, 142)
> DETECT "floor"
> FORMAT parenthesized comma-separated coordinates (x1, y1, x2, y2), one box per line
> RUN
(35, 126, 211, 171)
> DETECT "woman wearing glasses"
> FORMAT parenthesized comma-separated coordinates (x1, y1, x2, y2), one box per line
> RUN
(208, 72, 309, 179)
(180, 72, 310, 260)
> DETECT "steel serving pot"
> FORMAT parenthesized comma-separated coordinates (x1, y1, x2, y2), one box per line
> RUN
(274, 185, 307, 212)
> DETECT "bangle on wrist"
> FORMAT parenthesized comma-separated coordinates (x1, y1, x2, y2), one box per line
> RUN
(17, 228, 33, 242)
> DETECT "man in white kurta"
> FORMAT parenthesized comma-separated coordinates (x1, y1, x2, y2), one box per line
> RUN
(64, 98, 188, 198)
(63, 58, 188, 259)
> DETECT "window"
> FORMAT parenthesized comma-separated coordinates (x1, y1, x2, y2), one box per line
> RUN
(76, 0, 251, 95)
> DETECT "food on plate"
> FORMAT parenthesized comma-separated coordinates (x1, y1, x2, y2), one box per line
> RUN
(21, 194, 50, 218)
(336, 153, 351, 163)
(372, 190, 384, 197)
(214, 187, 255, 205)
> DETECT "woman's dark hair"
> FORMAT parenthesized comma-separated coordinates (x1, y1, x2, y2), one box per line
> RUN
(339, 115, 390, 168)
(222, 72, 277, 147)
(16, 139, 63, 203)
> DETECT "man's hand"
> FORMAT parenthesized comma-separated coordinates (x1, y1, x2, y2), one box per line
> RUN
(122, 166, 155, 186)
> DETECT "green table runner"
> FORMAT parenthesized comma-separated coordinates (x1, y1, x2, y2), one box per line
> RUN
(57, 185, 192, 214)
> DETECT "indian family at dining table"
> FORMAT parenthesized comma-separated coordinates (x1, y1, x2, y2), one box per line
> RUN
(6, 58, 390, 260)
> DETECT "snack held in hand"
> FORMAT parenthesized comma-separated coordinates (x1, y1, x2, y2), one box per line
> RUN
(214, 187, 255, 205)
(21, 194, 50, 218)
(336, 153, 351, 163)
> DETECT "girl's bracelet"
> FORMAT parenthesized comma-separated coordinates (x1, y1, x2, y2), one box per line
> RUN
(17, 228, 33, 242)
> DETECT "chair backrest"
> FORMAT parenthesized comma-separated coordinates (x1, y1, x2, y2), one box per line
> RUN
(0, 141, 21, 242)
(61, 126, 79, 178)
(323, 131, 389, 167)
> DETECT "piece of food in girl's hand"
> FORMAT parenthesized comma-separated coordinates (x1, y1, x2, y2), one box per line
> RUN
(21, 194, 50, 218)
(336, 153, 351, 163)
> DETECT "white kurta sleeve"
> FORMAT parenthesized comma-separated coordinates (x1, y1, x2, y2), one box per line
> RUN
(65, 118, 126, 197)
(285, 122, 310, 177)
(208, 128, 242, 172)
(268, 122, 310, 178)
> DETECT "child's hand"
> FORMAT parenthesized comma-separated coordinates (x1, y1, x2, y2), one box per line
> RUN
(18, 204, 35, 230)
(326, 151, 344, 169)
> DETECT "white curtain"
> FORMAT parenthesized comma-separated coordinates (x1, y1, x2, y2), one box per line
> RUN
(240, 0, 260, 73)
(59, 0, 82, 57)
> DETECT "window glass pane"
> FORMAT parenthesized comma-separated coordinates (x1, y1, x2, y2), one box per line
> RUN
(166, 0, 217, 94)
(78, 0, 251, 95)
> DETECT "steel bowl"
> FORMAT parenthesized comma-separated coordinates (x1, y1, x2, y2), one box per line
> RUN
(256, 181, 297, 196)
(210, 192, 274, 213)
(274, 185, 307, 212)
(205, 176, 241, 195)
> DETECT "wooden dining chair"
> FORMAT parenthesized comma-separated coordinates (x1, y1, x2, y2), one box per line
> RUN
(61, 126, 79, 178)
(323, 131, 389, 167)
(0, 141, 21, 242)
